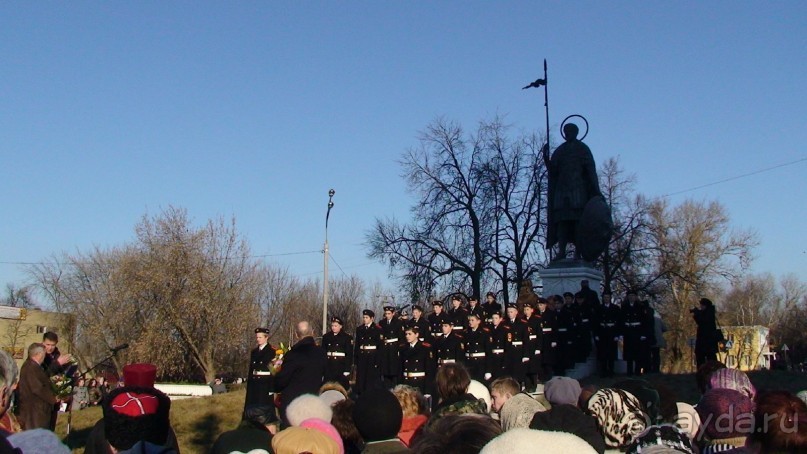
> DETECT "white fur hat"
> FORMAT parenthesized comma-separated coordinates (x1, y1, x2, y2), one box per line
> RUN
(480, 428, 596, 454)
(468, 379, 492, 412)
(286, 393, 333, 427)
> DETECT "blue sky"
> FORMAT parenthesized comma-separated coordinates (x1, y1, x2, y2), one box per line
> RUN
(1, 2, 805, 298)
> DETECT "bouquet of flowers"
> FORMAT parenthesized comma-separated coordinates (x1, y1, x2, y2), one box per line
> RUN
(51, 374, 73, 400)
(269, 342, 289, 375)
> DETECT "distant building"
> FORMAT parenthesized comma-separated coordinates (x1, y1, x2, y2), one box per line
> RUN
(0, 305, 74, 369)
(718, 325, 775, 371)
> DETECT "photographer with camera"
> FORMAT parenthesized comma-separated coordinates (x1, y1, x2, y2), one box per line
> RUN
(692, 298, 719, 366)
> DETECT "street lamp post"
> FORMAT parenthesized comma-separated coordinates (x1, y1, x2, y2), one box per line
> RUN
(323, 189, 335, 335)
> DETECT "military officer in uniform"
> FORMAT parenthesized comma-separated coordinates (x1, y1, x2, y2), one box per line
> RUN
(427, 300, 449, 340)
(504, 303, 528, 388)
(573, 291, 595, 363)
(322, 317, 353, 389)
(594, 291, 621, 377)
(622, 290, 652, 376)
(535, 297, 558, 380)
(487, 312, 510, 380)
(408, 305, 432, 343)
(555, 293, 578, 375)
(463, 313, 490, 383)
(482, 291, 503, 327)
(446, 295, 469, 332)
(522, 301, 542, 392)
(379, 305, 404, 388)
(467, 295, 485, 324)
(354, 309, 383, 393)
(400, 326, 434, 395)
(435, 320, 464, 367)
(245, 327, 276, 413)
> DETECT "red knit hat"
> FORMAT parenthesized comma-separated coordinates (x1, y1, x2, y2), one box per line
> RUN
(122, 363, 157, 388)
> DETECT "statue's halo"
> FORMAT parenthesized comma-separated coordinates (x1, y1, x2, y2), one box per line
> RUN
(561, 114, 589, 141)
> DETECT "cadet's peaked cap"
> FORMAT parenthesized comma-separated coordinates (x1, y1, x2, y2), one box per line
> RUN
(441, 319, 454, 326)
(255, 327, 269, 334)
(523, 301, 535, 309)
(486, 291, 496, 297)
(432, 300, 443, 307)
(412, 305, 424, 312)
(563, 292, 575, 298)
(331, 317, 344, 326)
(469, 295, 479, 301)
(506, 302, 518, 309)
(362, 309, 375, 318)
(383, 305, 395, 312)
(537, 297, 549, 305)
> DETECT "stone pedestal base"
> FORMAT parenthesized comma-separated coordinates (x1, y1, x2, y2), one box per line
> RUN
(539, 261, 603, 297)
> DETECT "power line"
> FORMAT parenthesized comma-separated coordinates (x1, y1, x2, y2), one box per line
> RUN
(661, 156, 807, 198)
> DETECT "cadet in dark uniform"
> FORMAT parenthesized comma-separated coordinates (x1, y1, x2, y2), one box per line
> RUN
(408, 305, 432, 343)
(621, 290, 647, 376)
(322, 317, 353, 389)
(245, 327, 276, 412)
(379, 305, 404, 388)
(354, 309, 383, 393)
(427, 300, 449, 340)
(400, 326, 435, 395)
(482, 291, 503, 327)
(555, 293, 578, 375)
(536, 297, 558, 380)
(522, 301, 542, 392)
(573, 291, 595, 363)
(435, 320, 464, 367)
(446, 295, 469, 332)
(463, 313, 490, 383)
(467, 296, 485, 325)
(488, 312, 510, 380)
(504, 303, 528, 388)
(594, 291, 621, 377)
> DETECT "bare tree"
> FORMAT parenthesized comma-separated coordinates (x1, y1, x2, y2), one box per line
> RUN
(649, 199, 757, 372)
(367, 117, 549, 301)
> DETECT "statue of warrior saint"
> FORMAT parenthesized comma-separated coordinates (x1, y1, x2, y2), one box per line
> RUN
(543, 122, 610, 262)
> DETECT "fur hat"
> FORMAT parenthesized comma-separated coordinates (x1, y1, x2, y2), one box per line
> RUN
(530, 404, 607, 453)
(696, 388, 754, 440)
(481, 428, 596, 454)
(271, 426, 339, 454)
(102, 386, 172, 451)
(353, 388, 403, 442)
(300, 418, 344, 454)
(586, 388, 648, 449)
(500, 393, 546, 432)
(673, 402, 700, 440)
(544, 376, 582, 406)
(122, 363, 157, 388)
(286, 394, 333, 427)
(319, 389, 347, 407)
(467, 379, 492, 412)
(627, 424, 696, 454)
(707, 368, 756, 400)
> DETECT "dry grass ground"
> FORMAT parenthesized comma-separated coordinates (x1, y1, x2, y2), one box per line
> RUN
(53, 372, 807, 453)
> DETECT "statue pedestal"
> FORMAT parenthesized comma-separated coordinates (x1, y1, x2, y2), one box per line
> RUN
(539, 261, 603, 297)
(539, 262, 626, 377)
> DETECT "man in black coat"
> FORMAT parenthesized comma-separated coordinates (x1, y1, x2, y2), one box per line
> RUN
(274, 321, 327, 425)
(354, 309, 383, 394)
(378, 305, 404, 388)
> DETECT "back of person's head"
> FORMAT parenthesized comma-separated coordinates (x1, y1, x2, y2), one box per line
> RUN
(412, 414, 502, 454)
(352, 388, 403, 442)
(272, 426, 339, 454)
(613, 379, 660, 424)
(296, 320, 313, 338)
(586, 388, 648, 450)
(331, 399, 362, 448)
(436, 363, 471, 401)
(102, 385, 172, 451)
(286, 394, 333, 427)
(27, 342, 45, 359)
(695, 360, 726, 394)
(626, 424, 695, 454)
(746, 390, 807, 452)
(543, 376, 582, 407)
(393, 384, 429, 418)
(0, 350, 19, 389)
(707, 367, 756, 400)
(7, 429, 70, 454)
(467, 379, 492, 413)
(243, 404, 279, 428)
(695, 388, 754, 443)
(530, 404, 606, 453)
(481, 428, 596, 453)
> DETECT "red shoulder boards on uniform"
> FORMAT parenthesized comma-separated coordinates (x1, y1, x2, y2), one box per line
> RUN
(482, 327, 491, 332)
(422, 342, 432, 348)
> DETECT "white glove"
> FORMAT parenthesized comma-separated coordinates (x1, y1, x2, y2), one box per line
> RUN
(640, 336, 647, 341)
(343, 372, 350, 376)
(551, 342, 557, 347)
(522, 357, 529, 363)
(484, 373, 492, 380)
(594, 336, 600, 341)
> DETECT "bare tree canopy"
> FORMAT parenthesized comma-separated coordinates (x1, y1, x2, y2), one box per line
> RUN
(366, 117, 549, 302)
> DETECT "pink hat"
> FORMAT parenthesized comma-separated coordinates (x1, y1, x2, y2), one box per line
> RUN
(300, 418, 344, 454)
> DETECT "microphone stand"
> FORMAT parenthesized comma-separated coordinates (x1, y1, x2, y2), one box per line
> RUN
(66, 350, 121, 436)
